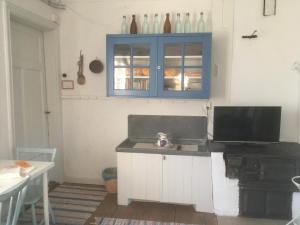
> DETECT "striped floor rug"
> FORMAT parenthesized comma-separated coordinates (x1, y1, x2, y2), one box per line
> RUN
(95, 218, 196, 225)
(19, 183, 107, 225)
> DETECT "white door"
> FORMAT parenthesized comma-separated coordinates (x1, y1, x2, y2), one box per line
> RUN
(162, 155, 193, 204)
(11, 21, 49, 148)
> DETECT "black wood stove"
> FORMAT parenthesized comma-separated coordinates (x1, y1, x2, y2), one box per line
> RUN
(222, 143, 300, 220)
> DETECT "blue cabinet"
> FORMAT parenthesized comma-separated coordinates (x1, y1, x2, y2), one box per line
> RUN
(106, 33, 212, 99)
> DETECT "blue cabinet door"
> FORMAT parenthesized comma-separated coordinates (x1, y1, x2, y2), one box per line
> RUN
(106, 33, 211, 99)
(107, 36, 157, 97)
(157, 34, 211, 99)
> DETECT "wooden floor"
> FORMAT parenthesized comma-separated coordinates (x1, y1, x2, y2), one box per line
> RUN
(87, 193, 217, 225)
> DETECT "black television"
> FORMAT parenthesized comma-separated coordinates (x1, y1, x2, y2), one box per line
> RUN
(213, 106, 281, 143)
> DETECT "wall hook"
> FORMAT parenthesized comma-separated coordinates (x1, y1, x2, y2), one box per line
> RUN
(242, 30, 258, 39)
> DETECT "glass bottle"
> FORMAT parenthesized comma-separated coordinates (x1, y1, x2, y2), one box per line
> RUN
(184, 13, 191, 33)
(164, 13, 171, 33)
(175, 13, 182, 33)
(142, 14, 149, 34)
(130, 14, 138, 34)
(197, 12, 205, 32)
(121, 16, 128, 34)
(153, 14, 160, 34)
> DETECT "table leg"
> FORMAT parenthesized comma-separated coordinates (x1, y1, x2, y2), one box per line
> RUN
(43, 173, 50, 225)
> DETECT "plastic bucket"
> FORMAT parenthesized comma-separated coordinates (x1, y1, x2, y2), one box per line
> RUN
(102, 167, 117, 193)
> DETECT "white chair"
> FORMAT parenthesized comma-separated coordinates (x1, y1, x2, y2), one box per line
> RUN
(286, 176, 300, 225)
(0, 177, 29, 225)
(16, 147, 56, 225)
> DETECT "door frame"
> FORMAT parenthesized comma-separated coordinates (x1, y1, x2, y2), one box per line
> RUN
(0, 0, 64, 181)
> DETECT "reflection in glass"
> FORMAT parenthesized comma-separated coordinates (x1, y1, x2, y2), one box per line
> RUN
(133, 68, 149, 77)
(184, 68, 202, 91)
(114, 68, 131, 90)
(114, 44, 131, 66)
(133, 44, 150, 66)
(184, 43, 203, 66)
(133, 68, 149, 90)
(164, 68, 182, 91)
(164, 44, 182, 67)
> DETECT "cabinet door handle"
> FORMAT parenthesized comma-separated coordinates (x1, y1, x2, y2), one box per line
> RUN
(163, 155, 166, 160)
(157, 66, 161, 70)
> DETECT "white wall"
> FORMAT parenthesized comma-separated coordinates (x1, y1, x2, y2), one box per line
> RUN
(59, 0, 300, 184)
(7, 0, 56, 21)
(59, 0, 234, 184)
(230, 0, 300, 142)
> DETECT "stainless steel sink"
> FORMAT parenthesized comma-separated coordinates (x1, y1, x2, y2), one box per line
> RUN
(133, 143, 199, 152)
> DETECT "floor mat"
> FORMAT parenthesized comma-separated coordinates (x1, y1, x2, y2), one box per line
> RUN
(19, 183, 107, 225)
(94, 217, 197, 225)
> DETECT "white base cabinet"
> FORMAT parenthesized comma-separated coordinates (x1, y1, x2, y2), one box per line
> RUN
(117, 152, 214, 213)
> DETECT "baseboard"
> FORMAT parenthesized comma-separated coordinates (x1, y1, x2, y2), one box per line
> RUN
(64, 176, 104, 185)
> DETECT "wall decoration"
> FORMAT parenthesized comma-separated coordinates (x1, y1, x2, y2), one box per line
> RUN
(62, 80, 74, 89)
(263, 0, 276, 16)
(242, 30, 258, 39)
(89, 58, 104, 74)
(77, 50, 86, 85)
(40, 0, 66, 9)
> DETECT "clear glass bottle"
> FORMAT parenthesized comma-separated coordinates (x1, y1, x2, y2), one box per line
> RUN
(142, 14, 149, 34)
(197, 12, 205, 32)
(184, 13, 191, 33)
(175, 13, 182, 33)
(153, 14, 160, 34)
(121, 16, 128, 34)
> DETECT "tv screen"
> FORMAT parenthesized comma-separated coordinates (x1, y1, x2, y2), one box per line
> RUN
(213, 106, 281, 143)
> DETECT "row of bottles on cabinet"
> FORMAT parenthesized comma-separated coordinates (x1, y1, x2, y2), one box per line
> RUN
(121, 12, 206, 34)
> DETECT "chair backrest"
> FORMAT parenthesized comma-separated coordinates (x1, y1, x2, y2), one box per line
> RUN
(16, 148, 56, 162)
(0, 177, 29, 225)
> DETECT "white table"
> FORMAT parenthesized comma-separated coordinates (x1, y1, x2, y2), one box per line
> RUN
(0, 160, 54, 225)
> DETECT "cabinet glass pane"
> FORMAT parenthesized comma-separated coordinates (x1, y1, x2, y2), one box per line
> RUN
(164, 68, 182, 91)
(184, 43, 203, 66)
(114, 44, 131, 66)
(114, 68, 131, 90)
(133, 44, 150, 66)
(133, 68, 149, 90)
(164, 44, 182, 67)
(184, 68, 202, 91)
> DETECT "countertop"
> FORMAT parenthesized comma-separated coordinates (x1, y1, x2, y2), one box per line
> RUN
(116, 138, 211, 157)
(208, 141, 300, 157)
(116, 139, 300, 158)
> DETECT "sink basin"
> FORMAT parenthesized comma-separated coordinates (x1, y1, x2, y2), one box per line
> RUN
(133, 143, 198, 152)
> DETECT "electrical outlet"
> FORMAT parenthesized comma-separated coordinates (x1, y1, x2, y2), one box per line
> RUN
(292, 62, 300, 73)
(206, 101, 213, 110)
